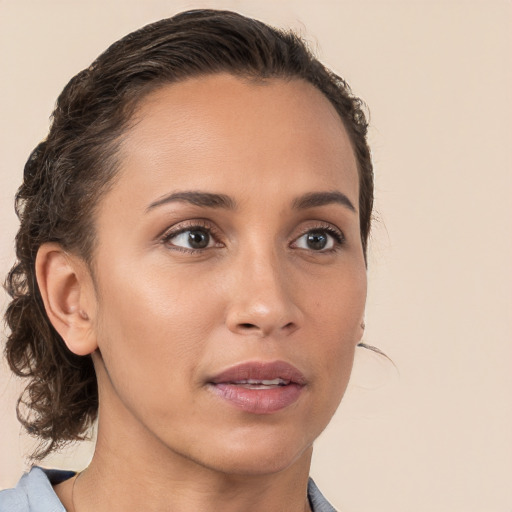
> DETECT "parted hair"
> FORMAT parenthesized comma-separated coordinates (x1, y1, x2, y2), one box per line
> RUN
(4, 9, 374, 460)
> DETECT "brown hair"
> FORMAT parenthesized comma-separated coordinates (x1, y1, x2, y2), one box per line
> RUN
(4, 9, 374, 459)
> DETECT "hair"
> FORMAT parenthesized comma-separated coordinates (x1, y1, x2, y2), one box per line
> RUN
(4, 9, 374, 460)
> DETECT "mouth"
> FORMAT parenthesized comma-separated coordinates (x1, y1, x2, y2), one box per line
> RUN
(223, 378, 290, 390)
(207, 361, 307, 414)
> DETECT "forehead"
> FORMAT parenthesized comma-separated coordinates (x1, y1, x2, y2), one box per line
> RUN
(110, 74, 359, 210)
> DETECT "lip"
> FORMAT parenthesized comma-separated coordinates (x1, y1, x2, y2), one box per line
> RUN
(208, 360, 307, 414)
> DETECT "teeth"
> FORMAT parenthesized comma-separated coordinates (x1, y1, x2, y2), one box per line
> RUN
(249, 378, 287, 385)
(231, 378, 289, 388)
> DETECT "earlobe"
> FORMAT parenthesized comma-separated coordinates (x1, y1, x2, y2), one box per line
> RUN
(356, 318, 366, 345)
(35, 243, 97, 356)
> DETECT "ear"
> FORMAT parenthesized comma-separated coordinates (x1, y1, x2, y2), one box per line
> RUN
(356, 318, 366, 345)
(35, 242, 98, 356)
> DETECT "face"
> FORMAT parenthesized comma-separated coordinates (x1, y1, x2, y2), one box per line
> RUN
(88, 74, 367, 475)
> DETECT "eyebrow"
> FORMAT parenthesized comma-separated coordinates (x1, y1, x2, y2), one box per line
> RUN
(292, 191, 356, 212)
(146, 191, 236, 212)
(146, 189, 356, 213)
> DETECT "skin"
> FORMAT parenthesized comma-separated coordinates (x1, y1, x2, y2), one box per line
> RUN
(38, 74, 367, 512)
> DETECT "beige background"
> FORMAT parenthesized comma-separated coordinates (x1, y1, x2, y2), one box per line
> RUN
(1, 1, 511, 511)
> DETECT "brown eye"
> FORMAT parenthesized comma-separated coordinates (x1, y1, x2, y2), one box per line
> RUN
(305, 231, 329, 250)
(293, 227, 343, 252)
(187, 230, 210, 249)
(166, 228, 212, 250)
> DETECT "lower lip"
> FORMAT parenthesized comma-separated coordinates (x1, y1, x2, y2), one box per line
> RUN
(209, 383, 303, 414)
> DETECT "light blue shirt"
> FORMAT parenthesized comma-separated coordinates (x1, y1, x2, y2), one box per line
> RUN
(0, 467, 337, 511)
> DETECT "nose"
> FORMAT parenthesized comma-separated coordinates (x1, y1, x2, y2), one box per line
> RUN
(224, 250, 302, 338)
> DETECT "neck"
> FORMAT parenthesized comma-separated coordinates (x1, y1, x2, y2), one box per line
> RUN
(72, 431, 313, 512)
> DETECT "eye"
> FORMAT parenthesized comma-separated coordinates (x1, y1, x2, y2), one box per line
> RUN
(171, 229, 212, 249)
(292, 227, 344, 252)
(162, 223, 220, 252)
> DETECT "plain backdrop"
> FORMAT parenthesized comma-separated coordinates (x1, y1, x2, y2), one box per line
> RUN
(0, 1, 511, 511)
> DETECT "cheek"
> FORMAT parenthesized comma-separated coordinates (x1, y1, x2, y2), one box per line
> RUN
(92, 263, 223, 411)
(308, 263, 367, 334)
(304, 264, 366, 381)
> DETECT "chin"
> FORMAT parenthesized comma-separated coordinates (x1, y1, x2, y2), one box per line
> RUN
(181, 427, 315, 477)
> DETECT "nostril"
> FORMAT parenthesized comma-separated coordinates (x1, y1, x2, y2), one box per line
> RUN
(239, 323, 257, 329)
(236, 321, 297, 334)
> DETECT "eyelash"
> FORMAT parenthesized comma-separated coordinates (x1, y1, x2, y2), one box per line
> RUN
(292, 223, 345, 253)
(160, 220, 222, 254)
(160, 221, 345, 254)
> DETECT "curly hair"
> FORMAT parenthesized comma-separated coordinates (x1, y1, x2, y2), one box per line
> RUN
(4, 9, 374, 460)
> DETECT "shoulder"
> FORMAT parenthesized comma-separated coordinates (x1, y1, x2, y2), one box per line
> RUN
(1, 470, 335, 512)
(0, 467, 74, 512)
(308, 478, 338, 512)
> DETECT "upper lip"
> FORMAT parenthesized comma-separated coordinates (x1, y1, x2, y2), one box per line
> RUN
(209, 360, 307, 386)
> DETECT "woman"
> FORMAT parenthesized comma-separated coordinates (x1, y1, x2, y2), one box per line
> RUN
(1, 9, 373, 512)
